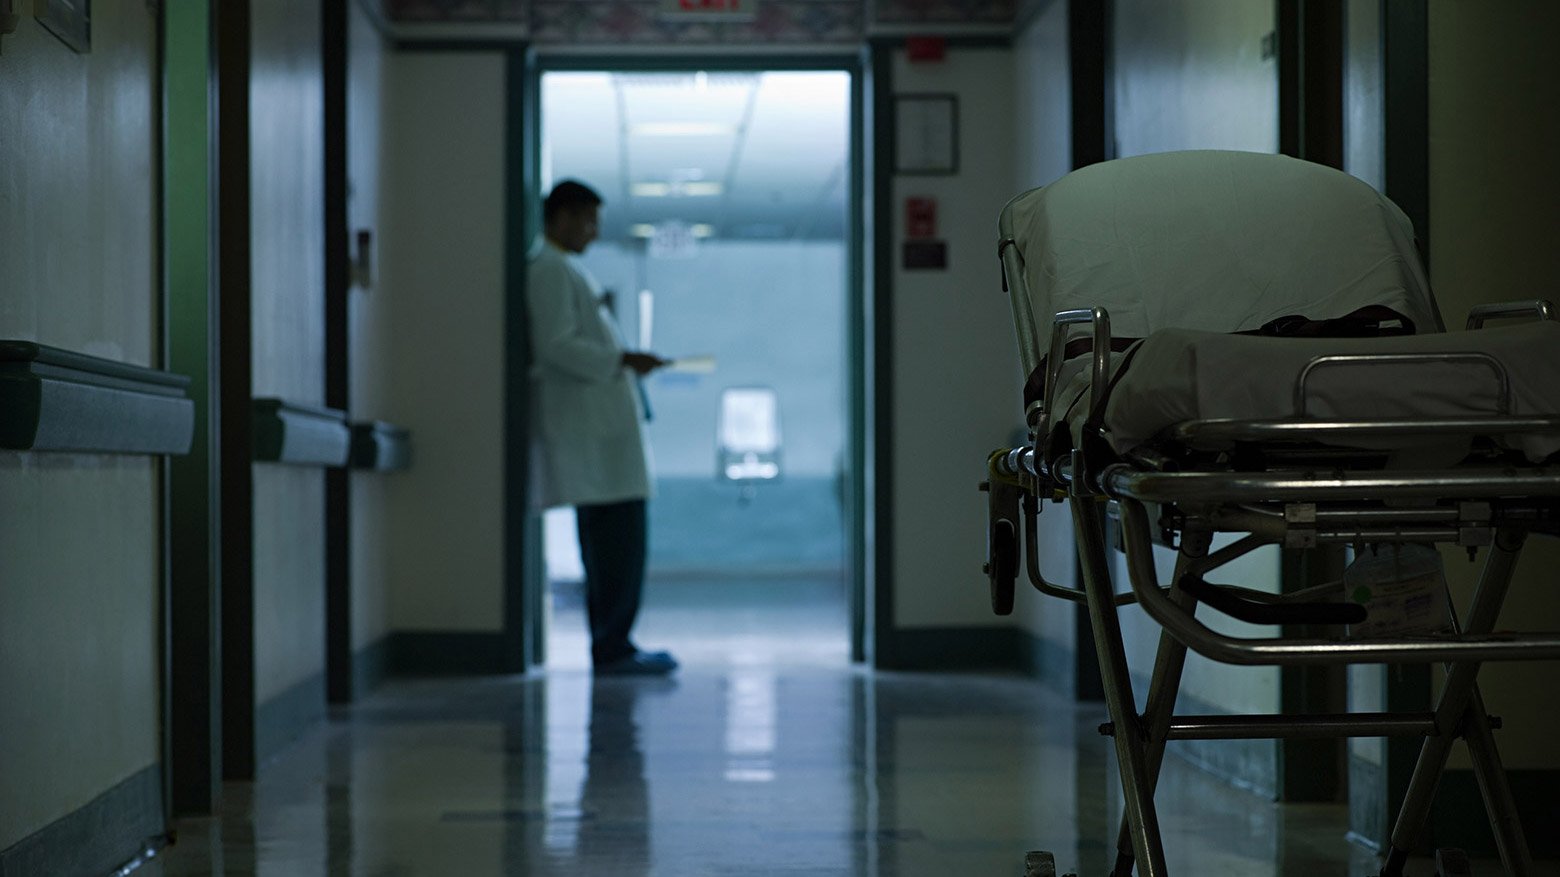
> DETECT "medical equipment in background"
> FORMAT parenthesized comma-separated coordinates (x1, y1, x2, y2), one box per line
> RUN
(718, 386, 782, 503)
(977, 150, 1560, 877)
(639, 288, 654, 351)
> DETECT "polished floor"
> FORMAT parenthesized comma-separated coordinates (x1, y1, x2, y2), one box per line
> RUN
(146, 581, 1543, 876)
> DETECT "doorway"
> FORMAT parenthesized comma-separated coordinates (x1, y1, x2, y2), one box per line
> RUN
(535, 66, 860, 670)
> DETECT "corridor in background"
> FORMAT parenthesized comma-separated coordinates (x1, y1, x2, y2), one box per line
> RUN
(538, 69, 854, 669)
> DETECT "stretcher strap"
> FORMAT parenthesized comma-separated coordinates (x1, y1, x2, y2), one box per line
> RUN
(1179, 574, 1367, 626)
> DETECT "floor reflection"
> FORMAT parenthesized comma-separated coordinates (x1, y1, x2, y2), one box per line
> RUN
(147, 659, 1557, 876)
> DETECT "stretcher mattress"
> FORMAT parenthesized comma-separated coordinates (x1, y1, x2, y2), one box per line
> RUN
(1005, 150, 1442, 349)
(1082, 320, 1560, 461)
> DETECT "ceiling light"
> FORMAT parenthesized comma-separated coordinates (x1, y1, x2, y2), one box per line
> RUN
(691, 224, 716, 238)
(631, 182, 672, 197)
(631, 122, 736, 137)
(629, 224, 657, 238)
(681, 181, 724, 196)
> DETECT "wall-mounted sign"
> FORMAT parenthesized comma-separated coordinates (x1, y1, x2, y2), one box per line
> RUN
(895, 94, 958, 175)
(659, 0, 761, 22)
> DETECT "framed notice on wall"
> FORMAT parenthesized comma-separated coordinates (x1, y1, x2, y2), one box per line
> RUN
(894, 94, 958, 175)
(36, 0, 90, 53)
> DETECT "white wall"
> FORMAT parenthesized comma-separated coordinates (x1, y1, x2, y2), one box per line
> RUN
(1010, 0, 1078, 666)
(1427, 0, 1560, 772)
(250, 0, 328, 706)
(0, 3, 161, 848)
(1013, 0, 1072, 192)
(380, 50, 507, 632)
(889, 47, 1023, 630)
(1113, 0, 1278, 157)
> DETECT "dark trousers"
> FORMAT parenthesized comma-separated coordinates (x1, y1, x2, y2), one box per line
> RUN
(575, 498, 647, 667)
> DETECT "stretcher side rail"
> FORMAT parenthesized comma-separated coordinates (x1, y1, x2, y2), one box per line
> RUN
(1467, 299, 1555, 329)
(1165, 415, 1560, 451)
(988, 450, 1419, 619)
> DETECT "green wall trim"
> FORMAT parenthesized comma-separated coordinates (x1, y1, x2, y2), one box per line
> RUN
(349, 421, 412, 471)
(0, 764, 166, 877)
(163, 0, 221, 816)
(0, 340, 193, 454)
(1020, 626, 1080, 699)
(876, 627, 1027, 672)
(255, 672, 327, 765)
(1347, 753, 1389, 852)
(388, 631, 516, 677)
(1151, 680, 1280, 801)
(352, 635, 391, 699)
(251, 397, 351, 466)
(1427, 768, 1560, 857)
(1021, 626, 1281, 797)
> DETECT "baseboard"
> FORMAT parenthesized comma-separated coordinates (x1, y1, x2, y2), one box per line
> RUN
(386, 631, 515, 676)
(1150, 683, 1280, 801)
(878, 626, 1082, 697)
(352, 635, 390, 697)
(255, 672, 326, 765)
(1427, 768, 1560, 857)
(1020, 629, 1281, 799)
(1019, 627, 1079, 699)
(0, 764, 165, 877)
(875, 626, 1025, 671)
(1348, 754, 1390, 852)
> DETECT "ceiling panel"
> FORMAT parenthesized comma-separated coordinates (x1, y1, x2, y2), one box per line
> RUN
(542, 70, 850, 242)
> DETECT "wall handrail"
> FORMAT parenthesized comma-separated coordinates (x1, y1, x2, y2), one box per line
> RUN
(349, 421, 412, 472)
(0, 340, 194, 454)
(252, 397, 351, 466)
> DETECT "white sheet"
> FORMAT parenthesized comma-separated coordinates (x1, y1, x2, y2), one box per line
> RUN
(1003, 150, 1441, 352)
(1088, 321, 1560, 462)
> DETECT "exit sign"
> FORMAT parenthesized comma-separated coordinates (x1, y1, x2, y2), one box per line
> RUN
(660, 0, 760, 21)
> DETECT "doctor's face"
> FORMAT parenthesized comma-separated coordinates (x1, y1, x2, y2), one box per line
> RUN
(554, 204, 600, 254)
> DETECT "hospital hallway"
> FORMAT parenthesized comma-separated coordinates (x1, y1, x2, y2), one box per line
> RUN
(144, 581, 1545, 877)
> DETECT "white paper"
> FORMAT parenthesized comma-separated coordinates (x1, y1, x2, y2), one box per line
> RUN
(668, 355, 716, 374)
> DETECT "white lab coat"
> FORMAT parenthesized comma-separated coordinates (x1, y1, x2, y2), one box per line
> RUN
(525, 238, 651, 509)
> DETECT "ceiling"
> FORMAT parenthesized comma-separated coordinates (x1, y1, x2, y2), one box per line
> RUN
(541, 70, 851, 244)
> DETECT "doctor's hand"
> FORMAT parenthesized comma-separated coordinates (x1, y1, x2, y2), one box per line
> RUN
(622, 352, 670, 376)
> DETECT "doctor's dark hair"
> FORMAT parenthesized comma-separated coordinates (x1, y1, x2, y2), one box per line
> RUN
(543, 180, 603, 223)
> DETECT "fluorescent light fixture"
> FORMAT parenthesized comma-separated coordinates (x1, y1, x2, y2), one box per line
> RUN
(629, 224, 657, 238)
(631, 122, 736, 137)
(631, 180, 724, 198)
(691, 224, 716, 238)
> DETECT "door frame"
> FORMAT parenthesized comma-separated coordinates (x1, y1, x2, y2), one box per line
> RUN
(511, 50, 873, 664)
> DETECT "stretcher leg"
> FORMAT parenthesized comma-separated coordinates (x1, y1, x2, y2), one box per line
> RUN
(1382, 529, 1526, 877)
(1463, 685, 1535, 875)
(1110, 530, 1210, 877)
(1074, 501, 1168, 877)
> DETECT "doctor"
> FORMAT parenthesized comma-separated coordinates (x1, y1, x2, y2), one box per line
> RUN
(527, 180, 678, 676)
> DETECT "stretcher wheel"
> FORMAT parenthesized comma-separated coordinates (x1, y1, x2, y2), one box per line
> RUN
(1023, 850, 1056, 877)
(1434, 848, 1471, 877)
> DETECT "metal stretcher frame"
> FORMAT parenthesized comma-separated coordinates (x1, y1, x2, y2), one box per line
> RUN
(987, 213, 1560, 876)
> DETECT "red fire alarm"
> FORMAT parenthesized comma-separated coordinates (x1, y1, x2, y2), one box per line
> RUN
(905, 197, 937, 239)
(906, 36, 947, 63)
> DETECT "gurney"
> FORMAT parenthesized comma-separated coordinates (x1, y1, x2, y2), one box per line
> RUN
(978, 150, 1560, 877)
